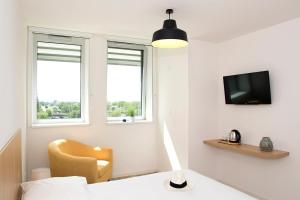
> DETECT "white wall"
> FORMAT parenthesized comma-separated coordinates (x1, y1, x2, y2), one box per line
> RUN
(188, 40, 220, 178)
(157, 48, 189, 171)
(214, 18, 300, 200)
(0, 0, 25, 150)
(21, 3, 300, 198)
(26, 36, 158, 179)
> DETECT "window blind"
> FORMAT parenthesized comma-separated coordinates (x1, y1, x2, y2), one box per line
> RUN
(107, 45, 143, 67)
(37, 42, 82, 63)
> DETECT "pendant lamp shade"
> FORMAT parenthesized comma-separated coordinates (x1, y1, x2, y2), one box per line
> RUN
(152, 9, 188, 48)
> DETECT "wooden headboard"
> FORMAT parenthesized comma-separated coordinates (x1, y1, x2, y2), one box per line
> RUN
(0, 130, 22, 200)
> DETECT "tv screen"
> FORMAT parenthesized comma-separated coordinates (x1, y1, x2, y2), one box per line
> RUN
(223, 71, 271, 104)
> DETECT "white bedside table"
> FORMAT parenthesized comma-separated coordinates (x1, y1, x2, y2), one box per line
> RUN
(31, 168, 51, 181)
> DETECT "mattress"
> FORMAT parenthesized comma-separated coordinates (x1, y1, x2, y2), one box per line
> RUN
(87, 169, 257, 200)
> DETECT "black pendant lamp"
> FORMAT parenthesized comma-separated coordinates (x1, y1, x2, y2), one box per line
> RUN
(152, 9, 188, 48)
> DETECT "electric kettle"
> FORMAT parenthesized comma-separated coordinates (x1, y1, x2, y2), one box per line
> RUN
(229, 129, 241, 143)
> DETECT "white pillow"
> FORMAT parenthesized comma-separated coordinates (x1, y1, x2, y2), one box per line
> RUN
(21, 176, 89, 200)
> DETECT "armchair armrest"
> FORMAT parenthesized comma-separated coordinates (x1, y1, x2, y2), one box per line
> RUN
(91, 147, 113, 161)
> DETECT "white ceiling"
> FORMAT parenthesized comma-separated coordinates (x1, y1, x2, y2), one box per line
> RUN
(21, 0, 300, 42)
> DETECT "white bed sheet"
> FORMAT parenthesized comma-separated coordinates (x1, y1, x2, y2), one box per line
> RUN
(87, 170, 257, 200)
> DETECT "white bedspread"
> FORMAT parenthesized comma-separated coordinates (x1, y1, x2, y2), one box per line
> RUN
(87, 170, 257, 200)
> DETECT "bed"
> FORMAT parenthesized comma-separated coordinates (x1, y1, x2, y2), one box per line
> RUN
(0, 132, 256, 200)
(0, 130, 22, 200)
(87, 170, 257, 200)
(21, 169, 257, 200)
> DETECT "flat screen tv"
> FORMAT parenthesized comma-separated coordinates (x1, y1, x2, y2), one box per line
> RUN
(223, 71, 271, 104)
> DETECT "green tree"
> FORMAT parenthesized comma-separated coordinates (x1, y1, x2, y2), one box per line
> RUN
(69, 110, 81, 118)
(107, 101, 141, 117)
(37, 111, 49, 119)
(46, 109, 53, 117)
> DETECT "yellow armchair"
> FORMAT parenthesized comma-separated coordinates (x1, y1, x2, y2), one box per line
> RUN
(48, 139, 113, 183)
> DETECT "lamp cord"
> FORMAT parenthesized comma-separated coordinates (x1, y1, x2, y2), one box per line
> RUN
(166, 9, 173, 20)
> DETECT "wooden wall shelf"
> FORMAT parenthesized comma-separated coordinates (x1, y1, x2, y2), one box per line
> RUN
(203, 139, 289, 159)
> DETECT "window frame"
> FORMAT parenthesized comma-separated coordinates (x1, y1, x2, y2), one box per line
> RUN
(28, 28, 90, 126)
(106, 41, 148, 122)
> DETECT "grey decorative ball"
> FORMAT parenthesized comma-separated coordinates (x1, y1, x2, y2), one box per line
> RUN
(259, 137, 273, 152)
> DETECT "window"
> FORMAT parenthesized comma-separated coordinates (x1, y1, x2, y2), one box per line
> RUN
(30, 33, 89, 125)
(106, 41, 151, 122)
